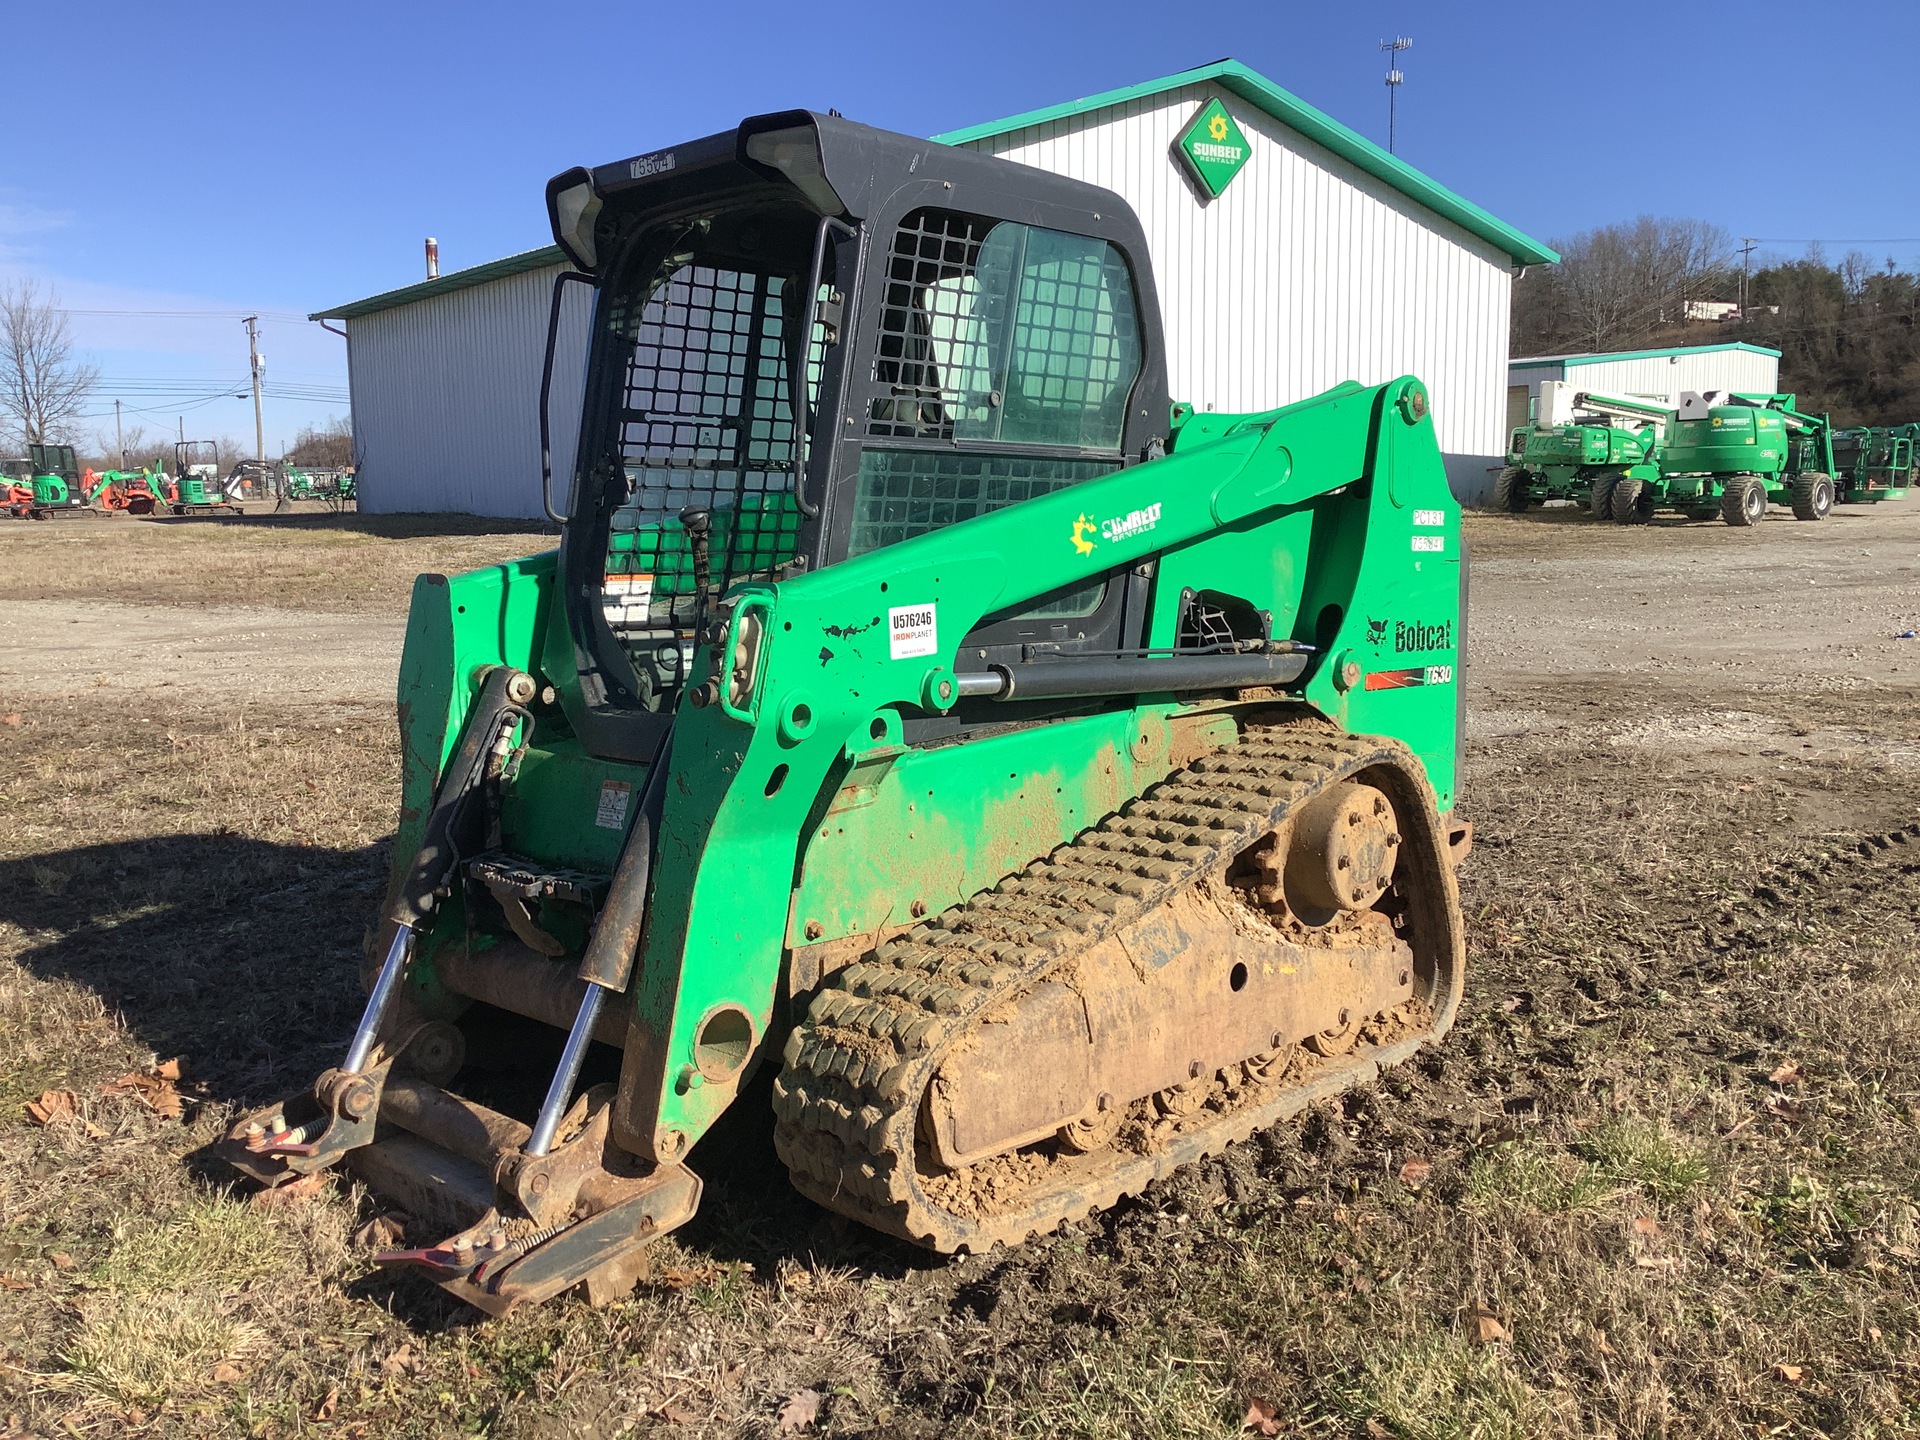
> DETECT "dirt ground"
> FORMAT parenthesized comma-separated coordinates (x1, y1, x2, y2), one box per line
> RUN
(1, 500, 1918, 1439)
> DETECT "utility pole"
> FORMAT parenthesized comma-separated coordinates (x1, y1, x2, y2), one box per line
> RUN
(1738, 237, 1758, 317)
(243, 315, 265, 461)
(1381, 37, 1413, 154)
(114, 398, 125, 470)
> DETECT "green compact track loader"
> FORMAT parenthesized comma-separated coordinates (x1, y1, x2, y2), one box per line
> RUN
(221, 111, 1470, 1313)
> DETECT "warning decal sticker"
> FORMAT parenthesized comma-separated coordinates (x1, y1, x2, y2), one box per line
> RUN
(595, 779, 632, 830)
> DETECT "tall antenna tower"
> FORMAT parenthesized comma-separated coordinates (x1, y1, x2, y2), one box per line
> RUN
(1380, 36, 1413, 153)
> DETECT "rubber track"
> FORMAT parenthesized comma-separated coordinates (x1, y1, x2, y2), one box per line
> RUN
(770, 725, 1459, 1252)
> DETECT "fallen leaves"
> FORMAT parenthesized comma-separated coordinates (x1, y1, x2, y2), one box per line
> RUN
(1397, 1157, 1432, 1189)
(380, 1344, 417, 1376)
(1241, 1397, 1284, 1434)
(656, 1261, 727, 1289)
(1769, 1059, 1804, 1086)
(249, 1172, 327, 1211)
(211, 1362, 244, 1385)
(24, 1060, 187, 1132)
(23, 1090, 100, 1136)
(102, 1059, 185, 1120)
(777, 1388, 821, 1433)
(1470, 1303, 1509, 1345)
(0, 713, 20, 727)
(1772, 1362, 1806, 1385)
(314, 1387, 339, 1420)
(353, 1213, 407, 1250)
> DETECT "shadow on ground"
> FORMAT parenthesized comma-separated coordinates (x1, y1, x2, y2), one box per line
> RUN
(0, 830, 916, 1301)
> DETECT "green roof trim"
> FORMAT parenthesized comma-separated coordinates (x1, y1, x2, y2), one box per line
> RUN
(932, 58, 1558, 268)
(311, 245, 568, 321)
(1511, 342, 1783, 369)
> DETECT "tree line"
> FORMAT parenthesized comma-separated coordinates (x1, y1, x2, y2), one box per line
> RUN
(1513, 218, 1920, 427)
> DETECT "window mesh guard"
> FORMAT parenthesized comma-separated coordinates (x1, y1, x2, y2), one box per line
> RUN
(600, 264, 808, 709)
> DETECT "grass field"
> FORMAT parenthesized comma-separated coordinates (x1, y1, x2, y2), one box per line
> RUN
(1, 511, 1918, 1438)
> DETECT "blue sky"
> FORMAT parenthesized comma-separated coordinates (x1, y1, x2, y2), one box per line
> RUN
(5, 0, 1916, 453)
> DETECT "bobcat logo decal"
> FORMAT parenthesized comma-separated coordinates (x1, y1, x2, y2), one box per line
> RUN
(1366, 617, 1389, 645)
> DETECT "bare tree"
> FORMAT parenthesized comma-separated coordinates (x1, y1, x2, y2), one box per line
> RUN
(0, 282, 99, 448)
(286, 416, 353, 468)
(92, 421, 159, 471)
(1514, 217, 1735, 355)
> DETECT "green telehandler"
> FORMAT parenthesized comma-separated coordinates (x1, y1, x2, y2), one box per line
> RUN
(220, 110, 1470, 1313)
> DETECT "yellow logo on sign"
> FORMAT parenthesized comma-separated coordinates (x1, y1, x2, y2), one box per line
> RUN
(1070, 514, 1097, 556)
(1208, 113, 1230, 141)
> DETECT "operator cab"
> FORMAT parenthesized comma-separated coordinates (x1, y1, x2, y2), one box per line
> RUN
(543, 111, 1171, 762)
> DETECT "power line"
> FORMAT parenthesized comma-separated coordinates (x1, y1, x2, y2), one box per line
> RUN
(66, 308, 310, 322)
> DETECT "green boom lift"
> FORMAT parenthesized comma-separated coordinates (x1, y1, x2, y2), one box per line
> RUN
(1585, 390, 1841, 527)
(221, 111, 1471, 1313)
(1496, 404, 1659, 516)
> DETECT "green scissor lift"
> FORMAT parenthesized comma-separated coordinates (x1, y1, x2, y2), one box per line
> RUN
(1830, 425, 1915, 505)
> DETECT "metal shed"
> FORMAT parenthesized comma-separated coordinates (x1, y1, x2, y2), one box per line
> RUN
(317, 58, 1553, 517)
(313, 248, 588, 518)
(1508, 342, 1783, 430)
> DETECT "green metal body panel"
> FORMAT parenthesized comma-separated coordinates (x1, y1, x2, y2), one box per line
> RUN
(1646, 395, 1838, 513)
(1662, 407, 1791, 481)
(384, 375, 1463, 1162)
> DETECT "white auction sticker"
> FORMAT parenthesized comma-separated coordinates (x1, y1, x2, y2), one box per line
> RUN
(1413, 509, 1446, 527)
(1411, 535, 1445, 553)
(889, 603, 938, 660)
(595, 779, 632, 830)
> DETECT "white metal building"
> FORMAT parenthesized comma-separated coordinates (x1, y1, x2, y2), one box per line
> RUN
(313, 248, 588, 518)
(936, 61, 1554, 503)
(318, 58, 1553, 516)
(1508, 342, 1782, 431)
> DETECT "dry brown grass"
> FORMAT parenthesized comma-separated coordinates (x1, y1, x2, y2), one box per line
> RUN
(1, 543, 1919, 1435)
(0, 512, 550, 613)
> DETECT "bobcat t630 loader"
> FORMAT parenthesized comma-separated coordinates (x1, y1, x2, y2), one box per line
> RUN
(221, 111, 1470, 1313)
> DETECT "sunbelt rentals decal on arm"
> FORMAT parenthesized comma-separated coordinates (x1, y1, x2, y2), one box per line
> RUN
(1070, 502, 1163, 557)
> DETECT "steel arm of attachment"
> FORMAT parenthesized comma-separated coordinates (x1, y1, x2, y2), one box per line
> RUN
(527, 733, 673, 1158)
(347, 665, 536, 1076)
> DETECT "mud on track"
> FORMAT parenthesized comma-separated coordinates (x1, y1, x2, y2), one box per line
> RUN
(1, 500, 1919, 1438)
